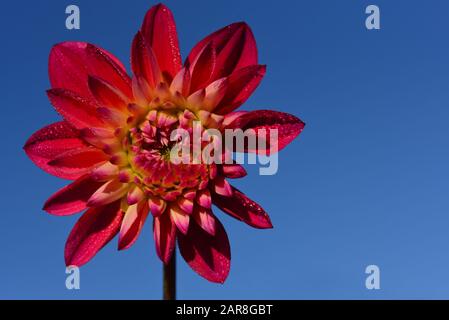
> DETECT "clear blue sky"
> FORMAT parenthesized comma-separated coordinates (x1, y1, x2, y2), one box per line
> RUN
(2, 0, 449, 299)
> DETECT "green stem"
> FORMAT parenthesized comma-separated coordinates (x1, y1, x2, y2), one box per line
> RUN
(163, 253, 176, 300)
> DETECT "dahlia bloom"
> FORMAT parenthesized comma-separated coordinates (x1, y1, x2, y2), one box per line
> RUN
(24, 3, 304, 283)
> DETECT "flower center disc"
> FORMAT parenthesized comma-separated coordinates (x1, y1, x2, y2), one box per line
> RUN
(127, 108, 211, 201)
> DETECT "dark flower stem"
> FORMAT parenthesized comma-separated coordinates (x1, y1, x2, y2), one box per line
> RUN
(163, 253, 176, 300)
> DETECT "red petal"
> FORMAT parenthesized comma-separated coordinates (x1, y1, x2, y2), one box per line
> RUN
(43, 175, 104, 216)
(65, 201, 124, 266)
(170, 67, 191, 96)
(96, 107, 127, 127)
(178, 197, 194, 215)
(213, 176, 233, 196)
(188, 42, 216, 93)
(215, 65, 266, 114)
(169, 204, 190, 235)
(141, 4, 182, 81)
(153, 212, 176, 264)
(91, 162, 119, 181)
(178, 217, 230, 283)
(221, 164, 247, 179)
(24, 121, 91, 180)
(84, 44, 133, 99)
(127, 185, 144, 205)
(203, 78, 228, 111)
(118, 201, 149, 250)
(87, 76, 129, 110)
(225, 110, 305, 154)
(148, 196, 167, 217)
(212, 187, 273, 229)
(193, 206, 216, 236)
(47, 88, 104, 129)
(87, 179, 129, 207)
(131, 31, 162, 89)
(196, 189, 211, 208)
(186, 22, 257, 80)
(49, 42, 132, 100)
(48, 147, 108, 173)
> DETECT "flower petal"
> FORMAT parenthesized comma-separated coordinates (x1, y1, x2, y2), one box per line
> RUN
(127, 185, 144, 205)
(87, 179, 129, 207)
(186, 22, 257, 80)
(197, 189, 212, 208)
(202, 78, 228, 111)
(84, 44, 133, 99)
(24, 121, 89, 180)
(214, 65, 266, 114)
(148, 196, 167, 217)
(178, 197, 194, 215)
(212, 186, 273, 229)
(178, 217, 230, 283)
(193, 206, 216, 236)
(213, 176, 233, 197)
(49, 42, 132, 100)
(153, 211, 176, 264)
(65, 201, 124, 266)
(187, 88, 205, 109)
(188, 41, 216, 93)
(47, 147, 108, 174)
(96, 107, 127, 127)
(131, 31, 162, 89)
(170, 204, 190, 235)
(141, 4, 182, 81)
(47, 88, 105, 129)
(224, 110, 305, 154)
(87, 76, 129, 111)
(170, 67, 191, 96)
(118, 201, 149, 250)
(221, 164, 247, 179)
(91, 162, 119, 181)
(43, 175, 104, 216)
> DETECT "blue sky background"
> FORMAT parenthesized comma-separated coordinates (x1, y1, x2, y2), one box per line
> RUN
(1, 0, 449, 299)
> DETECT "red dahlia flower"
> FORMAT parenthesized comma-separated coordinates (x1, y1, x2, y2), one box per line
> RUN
(24, 3, 304, 283)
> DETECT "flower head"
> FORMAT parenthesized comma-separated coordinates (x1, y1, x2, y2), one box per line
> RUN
(24, 3, 304, 283)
